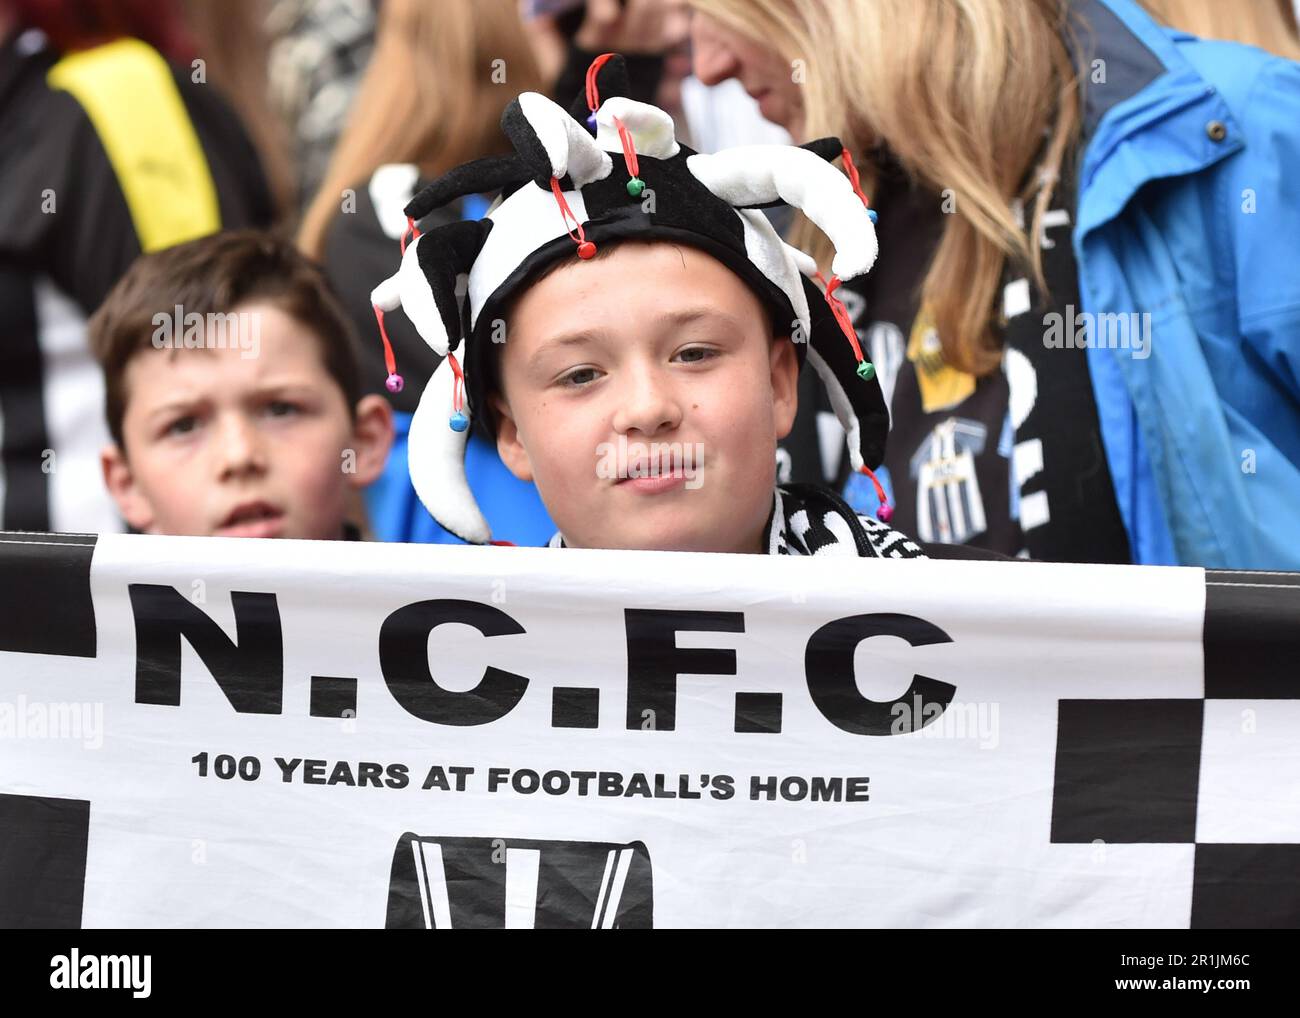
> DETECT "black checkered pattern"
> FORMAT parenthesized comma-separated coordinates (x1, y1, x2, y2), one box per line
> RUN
(1051, 569, 1300, 927)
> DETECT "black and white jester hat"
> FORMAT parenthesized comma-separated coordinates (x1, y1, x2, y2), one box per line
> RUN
(370, 53, 891, 545)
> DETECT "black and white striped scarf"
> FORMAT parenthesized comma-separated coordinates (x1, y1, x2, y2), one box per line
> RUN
(547, 484, 927, 558)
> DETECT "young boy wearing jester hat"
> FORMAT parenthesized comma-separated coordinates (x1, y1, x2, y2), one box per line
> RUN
(373, 55, 992, 560)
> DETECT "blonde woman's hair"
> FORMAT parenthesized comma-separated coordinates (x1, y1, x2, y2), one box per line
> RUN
(690, 0, 1299, 377)
(1141, 0, 1300, 58)
(691, 0, 1080, 376)
(298, 0, 546, 257)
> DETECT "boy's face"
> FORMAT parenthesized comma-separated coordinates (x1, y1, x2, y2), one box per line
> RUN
(492, 242, 799, 553)
(102, 301, 392, 540)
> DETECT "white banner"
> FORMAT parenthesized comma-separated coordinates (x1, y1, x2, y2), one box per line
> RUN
(1, 531, 1297, 928)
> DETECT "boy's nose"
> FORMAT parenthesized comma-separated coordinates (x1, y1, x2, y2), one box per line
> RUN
(691, 15, 741, 86)
(214, 414, 267, 479)
(612, 371, 683, 438)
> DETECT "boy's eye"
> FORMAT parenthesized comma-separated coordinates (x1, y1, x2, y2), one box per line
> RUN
(165, 415, 199, 437)
(559, 367, 602, 388)
(265, 400, 299, 417)
(675, 346, 718, 364)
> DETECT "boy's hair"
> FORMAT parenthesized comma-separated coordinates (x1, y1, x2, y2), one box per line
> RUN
(89, 229, 362, 448)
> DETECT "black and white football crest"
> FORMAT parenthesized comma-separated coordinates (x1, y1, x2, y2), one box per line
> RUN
(385, 834, 653, 929)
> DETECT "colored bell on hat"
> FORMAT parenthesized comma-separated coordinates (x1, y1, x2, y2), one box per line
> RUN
(626, 177, 645, 198)
(876, 503, 894, 523)
(867, 209, 878, 224)
(856, 361, 876, 381)
(449, 411, 469, 432)
(385, 373, 404, 393)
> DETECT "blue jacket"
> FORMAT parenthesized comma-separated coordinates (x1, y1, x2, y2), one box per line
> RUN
(1073, 0, 1300, 567)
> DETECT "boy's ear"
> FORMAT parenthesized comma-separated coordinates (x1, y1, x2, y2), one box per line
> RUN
(345, 395, 396, 488)
(490, 393, 534, 482)
(771, 335, 800, 441)
(100, 443, 155, 532)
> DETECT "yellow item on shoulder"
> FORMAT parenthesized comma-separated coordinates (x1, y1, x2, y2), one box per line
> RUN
(48, 37, 221, 252)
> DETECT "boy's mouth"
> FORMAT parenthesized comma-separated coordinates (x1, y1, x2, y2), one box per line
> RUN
(617, 463, 691, 495)
(215, 500, 285, 538)
(606, 439, 706, 493)
(618, 473, 688, 495)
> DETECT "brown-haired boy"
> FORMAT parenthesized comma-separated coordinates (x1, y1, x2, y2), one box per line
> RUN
(90, 230, 392, 540)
